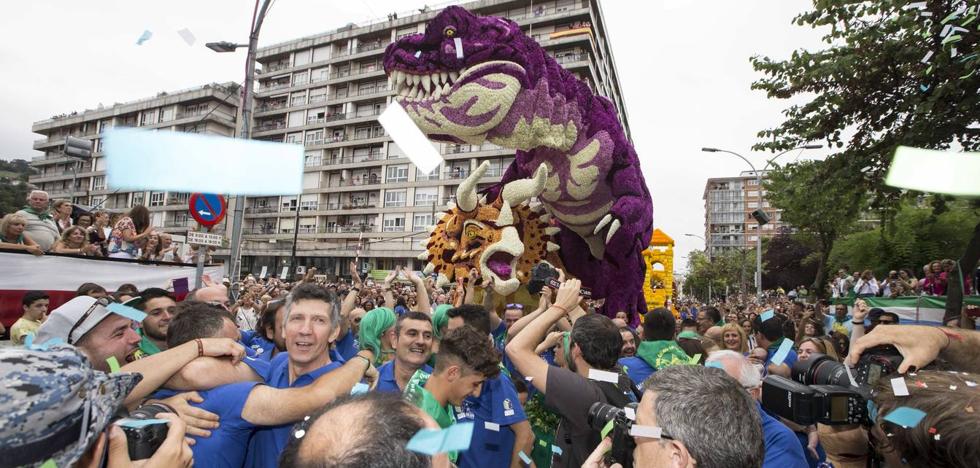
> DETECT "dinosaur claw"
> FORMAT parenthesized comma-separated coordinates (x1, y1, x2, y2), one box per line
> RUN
(606, 219, 621, 244)
(594, 214, 612, 236)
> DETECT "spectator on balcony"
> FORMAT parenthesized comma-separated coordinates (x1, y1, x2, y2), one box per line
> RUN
(1, 213, 44, 256)
(16, 190, 60, 252)
(853, 270, 879, 297)
(108, 205, 153, 259)
(159, 233, 179, 262)
(51, 199, 73, 233)
(87, 210, 111, 256)
(140, 232, 164, 261)
(52, 226, 101, 256)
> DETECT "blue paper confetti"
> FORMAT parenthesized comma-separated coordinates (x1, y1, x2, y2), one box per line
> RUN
(551, 444, 563, 455)
(706, 361, 725, 369)
(867, 400, 879, 422)
(136, 30, 153, 46)
(107, 302, 148, 323)
(116, 418, 169, 428)
(25, 335, 64, 351)
(519, 451, 532, 465)
(771, 339, 795, 366)
(760, 310, 775, 322)
(883, 407, 927, 428)
(406, 422, 474, 455)
(351, 383, 369, 395)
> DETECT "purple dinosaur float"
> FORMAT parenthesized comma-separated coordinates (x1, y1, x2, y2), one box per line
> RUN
(382, 6, 653, 319)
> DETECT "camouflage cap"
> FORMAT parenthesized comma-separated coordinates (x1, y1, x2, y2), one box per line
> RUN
(0, 346, 142, 467)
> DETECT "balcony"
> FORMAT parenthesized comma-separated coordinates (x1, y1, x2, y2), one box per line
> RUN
(260, 81, 291, 92)
(342, 201, 378, 209)
(554, 53, 589, 65)
(297, 226, 317, 234)
(309, 95, 327, 104)
(444, 169, 470, 180)
(260, 62, 291, 74)
(255, 121, 286, 132)
(320, 224, 377, 234)
(164, 220, 192, 228)
(248, 206, 278, 214)
(300, 204, 319, 211)
(244, 226, 277, 235)
(356, 42, 385, 53)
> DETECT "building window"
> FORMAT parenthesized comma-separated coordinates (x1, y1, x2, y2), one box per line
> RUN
(746, 190, 759, 197)
(386, 164, 408, 183)
(747, 201, 758, 208)
(92, 176, 106, 191)
(414, 187, 438, 206)
(149, 192, 165, 207)
(132, 192, 145, 206)
(384, 190, 407, 207)
(383, 214, 405, 232)
(413, 213, 433, 230)
(749, 235, 758, 241)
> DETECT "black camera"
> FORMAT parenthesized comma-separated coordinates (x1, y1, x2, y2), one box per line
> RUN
(527, 262, 592, 297)
(761, 346, 903, 426)
(587, 402, 638, 468)
(118, 402, 173, 460)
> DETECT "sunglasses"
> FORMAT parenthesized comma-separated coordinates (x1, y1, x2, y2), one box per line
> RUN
(67, 297, 116, 345)
(506, 304, 524, 310)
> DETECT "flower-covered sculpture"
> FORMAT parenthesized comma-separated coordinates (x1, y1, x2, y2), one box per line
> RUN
(384, 6, 653, 318)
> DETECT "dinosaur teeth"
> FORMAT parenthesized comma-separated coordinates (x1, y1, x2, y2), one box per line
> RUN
(432, 85, 443, 100)
(449, 71, 459, 83)
(421, 74, 431, 93)
(439, 71, 448, 85)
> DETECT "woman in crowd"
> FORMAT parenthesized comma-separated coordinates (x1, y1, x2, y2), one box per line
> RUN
(51, 199, 73, 233)
(52, 226, 101, 256)
(720, 322, 749, 354)
(899, 268, 917, 293)
(0, 213, 44, 255)
(797, 337, 828, 362)
(158, 232, 179, 262)
(87, 210, 111, 256)
(795, 317, 825, 343)
(75, 213, 92, 229)
(108, 205, 153, 259)
(139, 232, 164, 261)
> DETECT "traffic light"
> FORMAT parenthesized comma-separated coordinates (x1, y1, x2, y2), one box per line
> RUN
(64, 136, 93, 159)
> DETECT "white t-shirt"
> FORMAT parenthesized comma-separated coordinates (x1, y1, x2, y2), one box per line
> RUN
(236, 307, 258, 331)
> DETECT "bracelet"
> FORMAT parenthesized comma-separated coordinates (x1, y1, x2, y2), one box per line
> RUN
(549, 305, 568, 315)
(851, 320, 864, 325)
(353, 354, 372, 369)
(195, 339, 204, 357)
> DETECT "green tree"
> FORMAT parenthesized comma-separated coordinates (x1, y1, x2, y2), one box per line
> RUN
(764, 160, 865, 297)
(684, 248, 758, 301)
(0, 159, 33, 217)
(752, 0, 979, 317)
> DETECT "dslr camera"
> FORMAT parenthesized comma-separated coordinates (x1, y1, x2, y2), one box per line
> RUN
(527, 262, 592, 297)
(761, 345, 903, 426)
(587, 402, 638, 468)
(115, 402, 173, 460)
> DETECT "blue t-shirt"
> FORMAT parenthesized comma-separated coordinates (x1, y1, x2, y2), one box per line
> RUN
(824, 315, 854, 336)
(153, 382, 260, 468)
(492, 322, 508, 352)
(765, 339, 799, 371)
(455, 373, 527, 468)
(375, 360, 433, 393)
(240, 331, 276, 361)
(618, 356, 654, 388)
(244, 353, 343, 468)
(758, 403, 809, 468)
(334, 329, 359, 362)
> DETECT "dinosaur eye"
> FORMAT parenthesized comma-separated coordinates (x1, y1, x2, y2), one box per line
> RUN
(443, 26, 456, 38)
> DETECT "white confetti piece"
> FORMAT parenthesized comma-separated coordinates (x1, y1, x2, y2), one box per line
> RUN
(891, 377, 910, 396)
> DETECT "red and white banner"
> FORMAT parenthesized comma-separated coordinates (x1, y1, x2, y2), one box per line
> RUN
(0, 250, 224, 326)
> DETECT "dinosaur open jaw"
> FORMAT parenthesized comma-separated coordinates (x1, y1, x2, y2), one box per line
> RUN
(390, 68, 463, 102)
(486, 251, 515, 277)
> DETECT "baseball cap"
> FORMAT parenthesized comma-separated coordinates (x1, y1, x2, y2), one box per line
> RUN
(36, 296, 130, 345)
(0, 346, 142, 467)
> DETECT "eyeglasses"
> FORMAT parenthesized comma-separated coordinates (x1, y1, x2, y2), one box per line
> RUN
(67, 297, 115, 344)
(506, 304, 524, 310)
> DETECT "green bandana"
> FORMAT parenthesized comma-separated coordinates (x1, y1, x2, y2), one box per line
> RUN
(403, 369, 458, 462)
(21, 206, 52, 220)
(676, 331, 701, 340)
(635, 340, 691, 370)
(137, 328, 162, 356)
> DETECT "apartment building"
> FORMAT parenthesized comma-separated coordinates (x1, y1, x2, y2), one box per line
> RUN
(29, 83, 241, 234)
(240, 0, 632, 277)
(702, 171, 787, 258)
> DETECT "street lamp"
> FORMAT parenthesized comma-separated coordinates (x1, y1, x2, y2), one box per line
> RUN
(700, 145, 822, 298)
(208, 0, 273, 296)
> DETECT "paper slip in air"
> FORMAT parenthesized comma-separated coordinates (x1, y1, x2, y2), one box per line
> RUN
(378, 102, 444, 174)
(886, 146, 980, 197)
(588, 369, 620, 384)
(891, 377, 910, 396)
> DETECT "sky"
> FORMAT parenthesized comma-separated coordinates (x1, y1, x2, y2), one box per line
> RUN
(0, 0, 833, 269)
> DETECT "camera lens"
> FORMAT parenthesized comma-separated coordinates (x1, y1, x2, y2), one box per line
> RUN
(792, 354, 848, 386)
(587, 402, 622, 431)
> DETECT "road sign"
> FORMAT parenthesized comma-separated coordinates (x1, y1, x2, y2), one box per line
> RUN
(188, 193, 227, 228)
(186, 231, 223, 247)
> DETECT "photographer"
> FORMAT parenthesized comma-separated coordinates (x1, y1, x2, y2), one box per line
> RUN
(582, 365, 764, 468)
(0, 347, 193, 468)
(507, 279, 634, 467)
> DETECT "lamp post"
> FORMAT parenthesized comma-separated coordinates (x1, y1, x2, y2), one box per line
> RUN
(206, 0, 273, 297)
(700, 145, 821, 298)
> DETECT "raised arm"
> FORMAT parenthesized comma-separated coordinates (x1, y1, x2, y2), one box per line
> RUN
(506, 279, 583, 395)
(404, 268, 432, 315)
(165, 356, 263, 391)
(507, 287, 552, 340)
(383, 266, 398, 309)
(479, 276, 503, 332)
(242, 350, 377, 425)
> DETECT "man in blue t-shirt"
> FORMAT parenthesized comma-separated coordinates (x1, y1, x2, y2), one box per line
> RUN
(240, 298, 287, 361)
(751, 313, 797, 378)
(149, 300, 378, 468)
(618, 308, 691, 387)
(375, 311, 434, 393)
(446, 304, 534, 468)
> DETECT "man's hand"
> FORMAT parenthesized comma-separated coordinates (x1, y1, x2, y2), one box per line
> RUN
(582, 437, 620, 468)
(852, 299, 869, 322)
(848, 325, 949, 373)
(350, 261, 363, 289)
(554, 279, 583, 313)
(199, 338, 246, 365)
(26, 244, 44, 256)
(107, 413, 194, 468)
(538, 286, 553, 310)
(384, 268, 398, 288)
(364, 364, 380, 390)
(151, 392, 219, 438)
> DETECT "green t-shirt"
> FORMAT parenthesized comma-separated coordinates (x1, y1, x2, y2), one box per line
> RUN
(403, 369, 458, 462)
(136, 328, 162, 358)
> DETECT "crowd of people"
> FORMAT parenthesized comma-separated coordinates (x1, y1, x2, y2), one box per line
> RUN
(0, 189, 204, 262)
(1, 254, 979, 468)
(824, 262, 976, 298)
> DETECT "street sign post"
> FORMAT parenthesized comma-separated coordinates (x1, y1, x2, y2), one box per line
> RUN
(188, 193, 227, 228)
(187, 230, 223, 289)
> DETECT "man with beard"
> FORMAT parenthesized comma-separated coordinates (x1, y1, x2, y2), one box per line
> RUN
(132, 288, 178, 357)
(376, 312, 434, 393)
(620, 326, 638, 358)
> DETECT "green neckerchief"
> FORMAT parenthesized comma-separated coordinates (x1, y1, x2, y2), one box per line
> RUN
(403, 369, 458, 462)
(137, 328, 162, 356)
(715, 320, 725, 326)
(21, 206, 52, 220)
(635, 340, 691, 370)
(676, 331, 701, 340)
